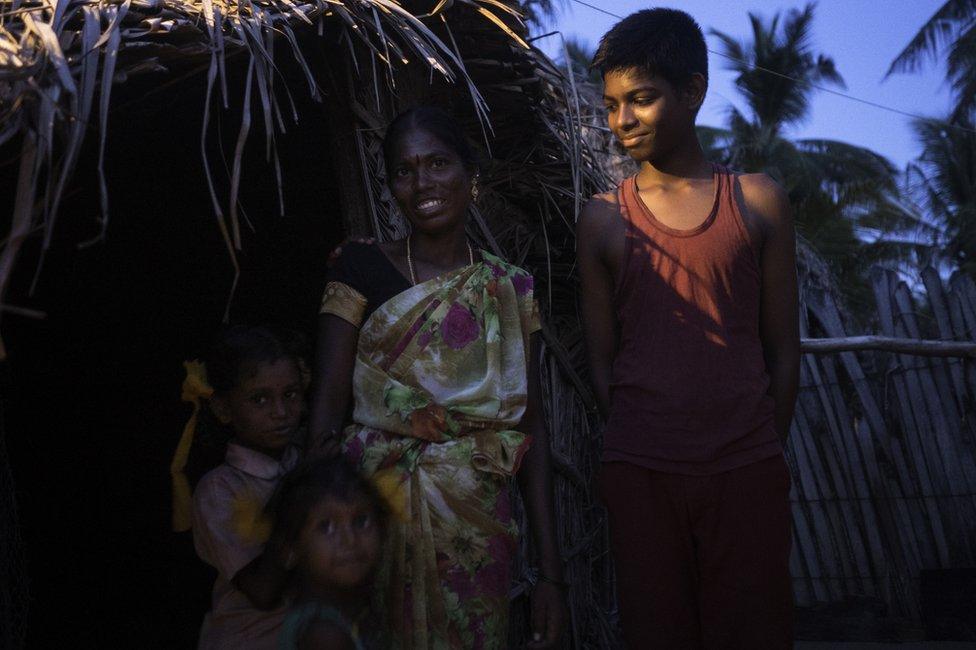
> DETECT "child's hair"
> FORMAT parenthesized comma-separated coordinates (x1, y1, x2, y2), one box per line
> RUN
(591, 8, 708, 91)
(382, 106, 480, 176)
(205, 324, 308, 394)
(270, 457, 388, 548)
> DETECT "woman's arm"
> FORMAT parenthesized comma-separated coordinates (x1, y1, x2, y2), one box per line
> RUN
(306, 313, 360, 455)
(518, 333, 565, 648)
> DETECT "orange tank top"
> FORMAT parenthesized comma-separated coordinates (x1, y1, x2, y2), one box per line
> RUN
(603, 165, 781, 474)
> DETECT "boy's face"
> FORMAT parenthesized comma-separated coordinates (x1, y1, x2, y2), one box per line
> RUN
(602, 67, 703, 164)
(213, 357, 303, 458)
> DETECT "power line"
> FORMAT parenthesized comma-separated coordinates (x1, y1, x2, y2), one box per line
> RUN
(564, 0, 976, 137)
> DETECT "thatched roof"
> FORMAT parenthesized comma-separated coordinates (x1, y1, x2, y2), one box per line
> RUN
(0, 0, 545, 323)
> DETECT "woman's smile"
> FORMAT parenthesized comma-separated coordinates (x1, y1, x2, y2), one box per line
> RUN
(415, 197, 446, 214)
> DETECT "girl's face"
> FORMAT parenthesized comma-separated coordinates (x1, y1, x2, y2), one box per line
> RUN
(388, 129, 473, 237)
(213, 357, 303, 458)
(298, 494, 381, 591)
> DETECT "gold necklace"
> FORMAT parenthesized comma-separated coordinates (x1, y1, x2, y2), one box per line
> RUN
(406, 235, 475, 285)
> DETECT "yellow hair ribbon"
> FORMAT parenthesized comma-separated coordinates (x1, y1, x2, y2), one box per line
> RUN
(171, 360, 214, 532)
(372, 467, 408, 523)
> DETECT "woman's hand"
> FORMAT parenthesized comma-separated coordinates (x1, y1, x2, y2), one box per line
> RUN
(326, 236, 375, 268)
(528, 580, 566, 648)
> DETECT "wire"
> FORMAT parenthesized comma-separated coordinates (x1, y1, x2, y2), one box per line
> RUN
(564, 0, 976, 137)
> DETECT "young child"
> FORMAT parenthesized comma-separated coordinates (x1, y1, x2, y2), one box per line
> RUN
(270, 457, 385, 650)
(190, 325, 306, 649)
(577, 8, 800, 649)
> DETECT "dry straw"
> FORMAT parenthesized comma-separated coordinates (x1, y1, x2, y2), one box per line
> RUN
(0, 0, 526, 324)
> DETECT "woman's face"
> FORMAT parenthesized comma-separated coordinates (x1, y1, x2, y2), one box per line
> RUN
(388, 128, 473, 236)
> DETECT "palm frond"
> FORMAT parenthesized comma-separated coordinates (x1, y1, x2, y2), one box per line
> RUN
(887, 0, 976, 76)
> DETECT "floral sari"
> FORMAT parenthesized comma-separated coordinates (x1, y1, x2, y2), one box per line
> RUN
(321, 251, 540, 649)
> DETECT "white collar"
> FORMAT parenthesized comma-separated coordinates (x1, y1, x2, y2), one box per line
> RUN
(225, 442, 298, 480)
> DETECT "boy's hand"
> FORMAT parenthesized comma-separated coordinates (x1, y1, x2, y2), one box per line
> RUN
(327, 236, 375, 268)
(306, 432, 343, 461)
(528, 581, 566, 648)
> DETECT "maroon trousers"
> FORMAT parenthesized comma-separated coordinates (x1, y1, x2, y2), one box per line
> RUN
(599, 455, 794, 649)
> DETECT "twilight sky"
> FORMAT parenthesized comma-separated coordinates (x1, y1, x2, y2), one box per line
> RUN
(533, 0, 952, 170)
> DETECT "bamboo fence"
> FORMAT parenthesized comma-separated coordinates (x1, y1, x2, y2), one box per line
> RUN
(790, 260, 976, 622)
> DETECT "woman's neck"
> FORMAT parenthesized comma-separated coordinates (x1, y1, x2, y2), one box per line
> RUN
(409, 226, 469, 270)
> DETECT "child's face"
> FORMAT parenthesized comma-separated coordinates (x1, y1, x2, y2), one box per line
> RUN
(602, 67, 702, 163)
(214, 357, 303, 458)
(298, 494, 381, 591)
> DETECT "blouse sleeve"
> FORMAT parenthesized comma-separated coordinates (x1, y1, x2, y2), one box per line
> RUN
(320, 245, 368, 328)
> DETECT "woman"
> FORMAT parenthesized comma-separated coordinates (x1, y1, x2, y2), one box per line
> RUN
(308, 107, 565, 649)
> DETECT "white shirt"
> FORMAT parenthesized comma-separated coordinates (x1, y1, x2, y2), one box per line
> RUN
(192, 443, 298, 650)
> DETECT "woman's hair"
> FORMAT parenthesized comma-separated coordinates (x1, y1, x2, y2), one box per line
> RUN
(205, 324, 308, 394)
(382, 106, 480, 176)
(269, 457, 388, 546)
(591, 8, 708, 92)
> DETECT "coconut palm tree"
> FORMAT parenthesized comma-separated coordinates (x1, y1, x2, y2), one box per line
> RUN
(559, 35, 602, 86)
(707, 3, 908, 310)
(889, 3, 976, 276)
(908, 116, 976, 274)
(887, 1, 976, 122)
(518, 0, 564, 29)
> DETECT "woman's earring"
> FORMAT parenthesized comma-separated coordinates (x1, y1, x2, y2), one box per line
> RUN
(471, 176, 480, 202)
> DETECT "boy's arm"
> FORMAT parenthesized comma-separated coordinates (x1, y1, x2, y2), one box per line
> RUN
(742, 174, 800, 442)
(232, 534, 292, 610)
(193, 477, 289, 609)
(577, 195, 619, 420)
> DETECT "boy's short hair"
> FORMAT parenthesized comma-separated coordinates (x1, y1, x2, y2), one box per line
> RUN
(591, 8, 708, 91)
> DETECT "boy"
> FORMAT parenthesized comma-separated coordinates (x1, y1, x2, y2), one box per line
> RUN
(577, 8, 799, 648)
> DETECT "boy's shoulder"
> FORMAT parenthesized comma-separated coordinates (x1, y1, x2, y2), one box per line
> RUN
(732, 171, 791, 228)
(193, 462, 241, 507)
(578, 188, 623, 230)
(583, 188, 621, 211)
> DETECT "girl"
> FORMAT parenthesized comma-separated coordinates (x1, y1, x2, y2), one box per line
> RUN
(190, 325, 306, 650)
(272, 457, 386, 650)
